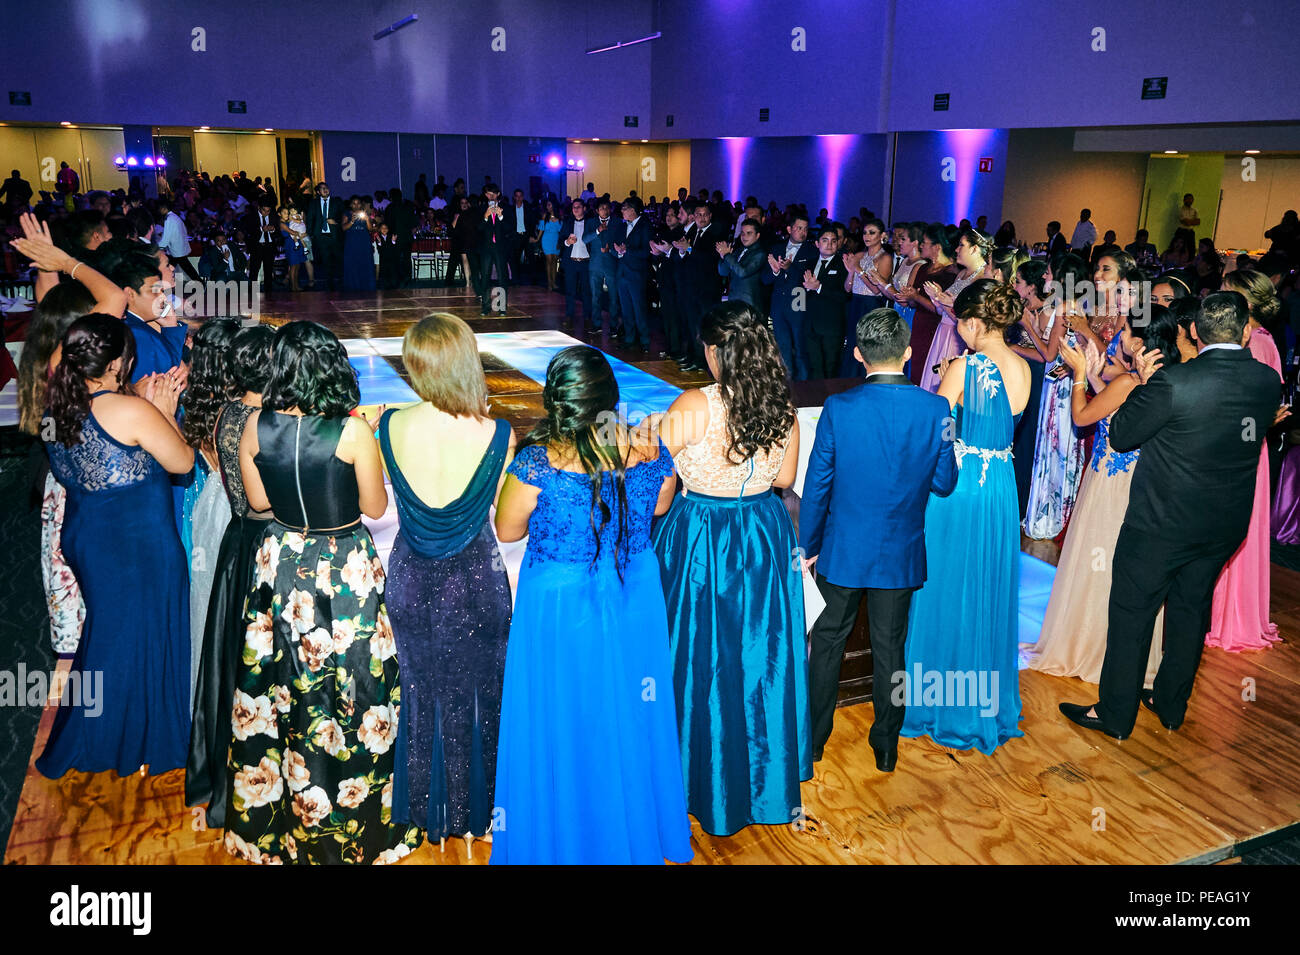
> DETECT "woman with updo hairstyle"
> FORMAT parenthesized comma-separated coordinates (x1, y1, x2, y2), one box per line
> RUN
(376, 313, 515, 856)
(226, 320, 422, 864)
(492, 345, 691, 864)
(1206, 271, 1284, 653)
(180, 318, 240, 708)
(650, 301, 806, 837)
(901, 280, 1030, 753)
(36, 313, 195, 780)
(1024, 252, 1091, 540)
(1026, 305, 1183, 686)
(186, 323, 275, 830)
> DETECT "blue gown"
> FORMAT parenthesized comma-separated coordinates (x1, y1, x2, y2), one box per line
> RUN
(491, 442, 692, 864)
(900, 354, 1023, 754)
(38, 395, 190, 777)
(343, 218, 376, 291)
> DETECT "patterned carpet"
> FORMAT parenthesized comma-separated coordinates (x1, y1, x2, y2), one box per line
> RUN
(0, 434, 55, 860)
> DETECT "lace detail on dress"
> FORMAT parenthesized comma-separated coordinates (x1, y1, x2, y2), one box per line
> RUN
(1090, 414, 1140, 476)
(673, 384, 788, 496)
(216, 401, 258, 516)
(507, 441, 674, 569)
(46, 414, 155, 492)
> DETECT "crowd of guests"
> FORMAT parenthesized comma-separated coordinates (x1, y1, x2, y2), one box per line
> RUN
(8, 167, 1300, 864)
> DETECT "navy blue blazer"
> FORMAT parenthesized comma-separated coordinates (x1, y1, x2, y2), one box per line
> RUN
(618, 216, 651, 277)
(799, 374, 957, 589)
(587, 217, 624, 273)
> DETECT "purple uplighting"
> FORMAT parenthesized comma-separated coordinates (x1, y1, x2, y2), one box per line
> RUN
(721, 137, 752, 207)
(939, 128, 997, 223)
(817, 135, 854, 220)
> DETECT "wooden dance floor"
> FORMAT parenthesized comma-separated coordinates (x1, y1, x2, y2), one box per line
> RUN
(7, 286, 1300, 865)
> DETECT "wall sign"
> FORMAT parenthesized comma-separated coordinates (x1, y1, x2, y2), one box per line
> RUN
(666, 114, 674, 127)
(9, 91, 32, 106)
(1141, 77, 1167, 100)
(623, 115, 639, 128)
(227, 100, 247, 114)
(933, 93, 950, 111)
(759, 107, 770, 122)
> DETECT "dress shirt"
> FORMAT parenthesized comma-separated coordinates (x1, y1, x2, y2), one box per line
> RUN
(319, 197, 331, 233)
(571, 219, 588, 259)
(159, 211, 190, 258)
(1070, 220, 1097, 250)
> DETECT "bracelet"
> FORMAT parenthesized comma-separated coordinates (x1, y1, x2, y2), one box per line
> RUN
(70, 262, 82, 281)
(1072, 380, 1087, 389)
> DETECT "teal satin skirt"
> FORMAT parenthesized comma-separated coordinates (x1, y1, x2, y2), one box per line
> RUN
(653, 489, 812, 836)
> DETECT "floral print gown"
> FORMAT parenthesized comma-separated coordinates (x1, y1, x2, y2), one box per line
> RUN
(225, 524, 423, 865)
(1024, 318, 1087, 539)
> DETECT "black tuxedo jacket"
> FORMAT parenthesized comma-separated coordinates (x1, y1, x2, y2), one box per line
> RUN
(1111, 346, 1280, 547)
(241, 211, 281, 253)
(805, 254, 851, 330)
(762, 238, 819, 299)
(506, 202, 538, 238)
(479, 205, 513, 253)
(683, 221, 725, 296)
(305, 196, 343, 240)
(384, 200, 417, 245)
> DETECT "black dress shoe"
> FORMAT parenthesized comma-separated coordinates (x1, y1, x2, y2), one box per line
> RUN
(680, 361, 703, 372)
(1140, 690, 1182, 730)
(872, 745, 897, 773)
(812, 749, 824, 763)
(1059, 702, 1128, 740)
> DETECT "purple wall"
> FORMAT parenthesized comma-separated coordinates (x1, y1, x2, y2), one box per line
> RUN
(650, 0, 892, 140)
(0, 0, 653, 139)
(889, 130, 1009, 226)
(886, 0, 1300, 131)
(688, 135, 888, 220)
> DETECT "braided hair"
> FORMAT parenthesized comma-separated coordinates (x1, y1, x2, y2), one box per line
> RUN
(46, 313, 136, 447)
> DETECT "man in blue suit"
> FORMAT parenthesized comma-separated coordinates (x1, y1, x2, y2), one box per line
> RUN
(799, 308, 957, 771)
(762, 213, 818, 379)
(615, 195, 652, 351)
(586, 199, 623, 337)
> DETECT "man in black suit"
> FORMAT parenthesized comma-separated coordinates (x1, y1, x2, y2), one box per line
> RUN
(198, 231, 248, 281)
(558, 198, 593, 332)
(588, 199, 622, 335)
(651, 206, 687, 359)
(802, 227, 851, 379)
(241, 199, 280, 294)
(384, 187, 417, 287)
(676, 202, 725, 370)
(763, 214, 818, 379)
(507, 188, 538, 285)
(716, 217, 766, 308)
(1045, 220, 1067, 260)
(1061, 292, 1283, 739)
(476, 183, 511, 315)
(305, 182, 343, 290)
(615, 196, 652, 351)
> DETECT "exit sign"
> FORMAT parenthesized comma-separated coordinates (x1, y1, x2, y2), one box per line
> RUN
(623, 115, 639, 128)
(528, 154, 540, 164)
(1141, 77, 1168, 100)
(978, 157, 993, 173)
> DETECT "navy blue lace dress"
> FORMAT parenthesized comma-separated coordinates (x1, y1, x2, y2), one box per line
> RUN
(490, 441, 693, 864)
(38, 395, 190, 777)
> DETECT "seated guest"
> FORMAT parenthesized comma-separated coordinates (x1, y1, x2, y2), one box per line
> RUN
(651, 302, 806, 835)
(492, 346, 690, 864)
(1124, 229, 1158, 263)
(1062, 293, 1281, 739)
(801, 307, 956, 770)
(377, 314, 516, 855)
(1025, 307, 1182, 685)
(37, 314, 194, 778)
(228, 320, 422, 865)
(198, 231, 249, 281)
(186, 323, 275, 830)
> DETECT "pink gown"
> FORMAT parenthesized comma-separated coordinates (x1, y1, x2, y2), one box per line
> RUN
(1205, 327, 1283, 651)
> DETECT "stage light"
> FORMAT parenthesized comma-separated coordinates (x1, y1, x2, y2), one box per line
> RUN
(566, 158, 575, 167)
(592, 138, 600, 141)
(126, 156, 139, 167)
(547, 155, 562, 169)
(156, 156, 167, 166)
(577, 159, 585, 169)
(143, 157, 155, 167)
(113, 155, 126, 168)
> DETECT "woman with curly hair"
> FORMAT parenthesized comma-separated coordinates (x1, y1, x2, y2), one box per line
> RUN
(37, 313, 194, 778)
(186, 323, 275, 830)
(180, 318, 240, 707)
(226, 320, 422, 864)
(492, 346, 691, 864)
(648, 301, 807, 836)
(1206, 270, 1284, 652)
(901, 281, 1032, 754)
